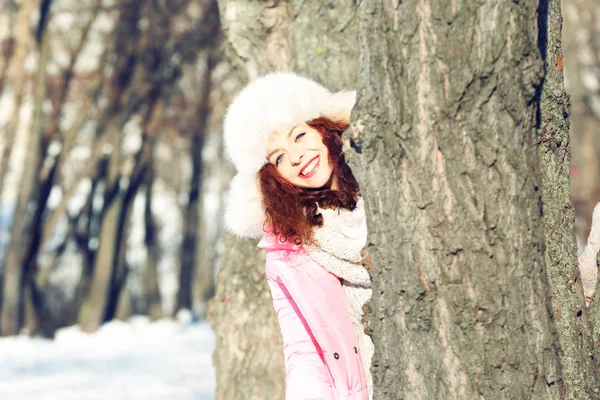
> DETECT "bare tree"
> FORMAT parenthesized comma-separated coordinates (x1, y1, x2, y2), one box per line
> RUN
(144, 162, 162, 321)
(175, 10, 220, 315)
(1, 0, 53, 336)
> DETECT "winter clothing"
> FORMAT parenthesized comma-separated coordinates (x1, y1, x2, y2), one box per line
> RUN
(578, 202, 600, 306)
(222, 72, 356, 238)
(223, 72, 372, 399)
(259, 233, 369, 400)
(306, 198, 373, 399)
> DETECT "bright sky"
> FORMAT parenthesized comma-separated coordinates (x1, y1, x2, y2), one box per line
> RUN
(0, 314, 215, 400)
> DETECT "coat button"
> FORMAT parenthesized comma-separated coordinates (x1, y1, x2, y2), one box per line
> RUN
(354, 347, 358, 354)
(333, 352, 340, 359)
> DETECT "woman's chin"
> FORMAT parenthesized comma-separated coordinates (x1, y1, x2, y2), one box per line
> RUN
(294, 174, 333, 190)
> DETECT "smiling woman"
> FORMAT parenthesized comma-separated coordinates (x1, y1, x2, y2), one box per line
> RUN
(259, 117, 360, 246)
(223, 72, 373, 400)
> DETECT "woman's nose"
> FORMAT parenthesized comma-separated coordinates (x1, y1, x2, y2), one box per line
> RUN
(289, 148, 304, 165)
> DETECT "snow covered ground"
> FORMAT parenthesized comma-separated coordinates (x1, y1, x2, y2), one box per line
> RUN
(0, 314, 215, 400)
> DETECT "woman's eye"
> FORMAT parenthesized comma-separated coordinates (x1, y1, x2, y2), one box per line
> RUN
(295, 132, 305, 142)
(275, 154, 284, 165)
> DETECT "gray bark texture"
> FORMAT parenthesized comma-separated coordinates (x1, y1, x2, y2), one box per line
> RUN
(208, 235, 283, 400)
(345, 0, 597, 398)
(208, 1, 357, 398)
(538, 0, 600, 397)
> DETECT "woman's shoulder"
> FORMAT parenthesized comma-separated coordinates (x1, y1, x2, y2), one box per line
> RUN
(259, 232, 312, 277)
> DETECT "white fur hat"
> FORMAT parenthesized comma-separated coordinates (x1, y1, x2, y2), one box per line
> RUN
(223, 72, 356, 238)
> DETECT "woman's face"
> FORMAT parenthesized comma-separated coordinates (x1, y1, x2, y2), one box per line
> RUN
(266, 123, 335, 189)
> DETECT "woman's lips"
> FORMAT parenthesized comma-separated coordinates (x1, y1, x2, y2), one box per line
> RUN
(299, 156, 320, 179)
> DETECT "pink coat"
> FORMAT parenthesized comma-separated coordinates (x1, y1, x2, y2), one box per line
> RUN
(258, 232, 368, 400)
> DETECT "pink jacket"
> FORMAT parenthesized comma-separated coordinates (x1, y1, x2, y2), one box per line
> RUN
(258, 232, 368, 400)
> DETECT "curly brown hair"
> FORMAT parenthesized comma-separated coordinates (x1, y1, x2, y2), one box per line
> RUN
(258, 117, 360, 245)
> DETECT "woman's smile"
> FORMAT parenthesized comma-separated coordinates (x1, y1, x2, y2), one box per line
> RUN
(299, 156, 320, 178)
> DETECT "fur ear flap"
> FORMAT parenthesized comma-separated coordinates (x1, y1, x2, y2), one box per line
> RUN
(224, 173, 266, 238)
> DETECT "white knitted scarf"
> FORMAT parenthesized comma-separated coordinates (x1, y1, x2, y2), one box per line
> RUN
(306, 198, 374, 399)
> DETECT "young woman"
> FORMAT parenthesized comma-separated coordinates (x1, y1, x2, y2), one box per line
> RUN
(223, 72, 373, 400)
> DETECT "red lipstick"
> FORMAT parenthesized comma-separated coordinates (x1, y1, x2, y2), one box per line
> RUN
(299, 156, 320, 179)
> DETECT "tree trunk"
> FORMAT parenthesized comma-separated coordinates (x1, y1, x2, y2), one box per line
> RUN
(144, 165, 163, 321)
(209, 235, 284, 400)
(191, 51, 218, 319)
(164, 0, 221, 318)
(105, 126, 155, 322)
(114, 280, 132, 322)
(209, 0, 358, 398)
(77, 120, 123, 333)
(346, 0, 598, 398)
(0, 1, 51, 336)
(194, 188, 213, 319)
(0, 0, 34, 203)
(176, 55, 214, 313)
(538, 0, 600, 396)
(77, 0, 142, 332)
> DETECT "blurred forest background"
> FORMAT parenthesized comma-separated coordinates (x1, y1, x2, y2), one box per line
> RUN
(0, 0, 597, 343)
(0, 0, 239, 338)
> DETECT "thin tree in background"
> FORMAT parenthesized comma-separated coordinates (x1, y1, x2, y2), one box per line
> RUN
(144, 161, 162, 321)
(1, 0, 53, 336)
(0, 0, 31, 205)
(77, 0, 145, 333)
(193, 60, 240, 320)
(176, 2, 220, 315)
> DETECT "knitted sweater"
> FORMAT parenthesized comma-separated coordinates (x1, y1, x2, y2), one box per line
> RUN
(306, 198, 374, 399)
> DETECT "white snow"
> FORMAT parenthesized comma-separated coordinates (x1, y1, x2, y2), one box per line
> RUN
(0, 314, 215, 400)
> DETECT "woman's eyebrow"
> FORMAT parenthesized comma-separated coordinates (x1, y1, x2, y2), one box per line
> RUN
(266, 127, 296, 159)
(267, 148, 282, 160)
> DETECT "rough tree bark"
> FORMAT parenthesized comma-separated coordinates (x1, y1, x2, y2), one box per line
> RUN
(208, 1, 357, 398)
(538, 0, 600, 396)
(346, 0, 598, 398)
